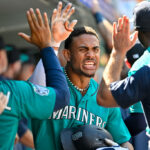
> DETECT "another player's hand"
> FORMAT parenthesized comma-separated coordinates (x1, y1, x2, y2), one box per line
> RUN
(51, 1, 77, 44)
(14, 134, 19, 145)
(18, 8, 51, 50)
(104, 138, 118, 146)
(0, 92, 8, 114)
(112, 16, 138, 55)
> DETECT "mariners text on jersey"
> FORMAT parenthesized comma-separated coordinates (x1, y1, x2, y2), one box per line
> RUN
(49, 105, 106, 128)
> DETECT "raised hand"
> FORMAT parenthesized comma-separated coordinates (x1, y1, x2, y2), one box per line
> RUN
(0, 92, 8, 114)
(51, 1, 77, 44)
(18, 8, 51, 50)
(112, 16, 138, 55)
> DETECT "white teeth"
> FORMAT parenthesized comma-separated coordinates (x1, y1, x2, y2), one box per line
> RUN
(85, 62, 94, 65)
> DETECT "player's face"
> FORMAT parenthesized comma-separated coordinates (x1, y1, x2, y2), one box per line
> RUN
(138, 31, 147, 48)
(68, 34, 100, 77)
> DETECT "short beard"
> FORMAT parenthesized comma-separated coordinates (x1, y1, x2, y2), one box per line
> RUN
(79, 70, 95, 78)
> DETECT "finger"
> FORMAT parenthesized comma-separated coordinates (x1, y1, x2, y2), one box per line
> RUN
(130, 31, 138, 48)
(66, 7, 75, 20)
(51, 8, 57, 24)
(125, 17, 130, 35)
(29, 8, 40, 29)
(43, 12, 49, 28)
(36, 8, 44, 26)
(1, 95, 6, 104)
(117, 17, 123, 32)
(104, 138, 118, 146)
(61, 3, 72, 18)
(113, 22, 117, 38)
(122, 15, 127, 32)
(18, 32, 31, 43)
(26, 10, 35, 31)
(57, 1, 63, 17)
(67, 20, 78, 31)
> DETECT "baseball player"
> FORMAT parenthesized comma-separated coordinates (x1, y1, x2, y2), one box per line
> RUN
(29, 3, 133, 150)
(0, 6, 75, 149)
(97, 1, 150, 132)
(127, 2, 150, 131)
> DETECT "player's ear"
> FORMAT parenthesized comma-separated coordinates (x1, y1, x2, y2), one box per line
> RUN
(63, 49, 71, 62)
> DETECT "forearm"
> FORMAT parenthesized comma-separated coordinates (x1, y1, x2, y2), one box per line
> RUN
(41, 47, 70, 111)
(97, 49, 126, 107)
(97, 16, 138, 107)
(120, 142, 134, 150)
(103, 49, 126, 85)
(97, 21, 113, 49)
(93, 12, 113, 49)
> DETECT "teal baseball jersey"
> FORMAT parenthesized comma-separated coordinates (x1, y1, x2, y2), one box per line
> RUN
(128, 47, 150, 113)
(0, 80, 56, 150)
(31, 71, 131, 150)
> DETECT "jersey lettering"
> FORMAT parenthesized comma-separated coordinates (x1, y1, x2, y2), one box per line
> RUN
(51, 106, 106, 128)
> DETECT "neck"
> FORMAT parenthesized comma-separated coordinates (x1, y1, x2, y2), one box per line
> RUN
(64, 67, 91, 91)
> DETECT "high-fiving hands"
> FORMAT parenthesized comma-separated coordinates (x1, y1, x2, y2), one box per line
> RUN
(112, 16, 138, 55)
(18, 1, 77, 50)
(51, 2, 77, 44)
(18, 9, 51, 50)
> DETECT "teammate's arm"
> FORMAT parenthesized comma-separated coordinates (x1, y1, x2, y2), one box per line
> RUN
(29, 1, 77, 86)
(91, 0, 113, 50)
(18, 8, 70, 115)
(97, 16, 138, 107)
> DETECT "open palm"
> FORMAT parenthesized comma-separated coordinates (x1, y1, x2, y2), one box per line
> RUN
(51, 2, 77, 43)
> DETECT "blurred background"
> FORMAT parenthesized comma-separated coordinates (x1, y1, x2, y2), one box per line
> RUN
(0, 0, 143, 62)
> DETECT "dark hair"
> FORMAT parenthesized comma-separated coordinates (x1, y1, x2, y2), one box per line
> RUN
(64, 26, 99, 49)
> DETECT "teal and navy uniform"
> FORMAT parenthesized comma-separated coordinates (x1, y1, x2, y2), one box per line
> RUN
(110, 65, 150, 127)
(128, 47, 150, 114)
(31, 69, 131, 150)
(0, 47, 70, 150)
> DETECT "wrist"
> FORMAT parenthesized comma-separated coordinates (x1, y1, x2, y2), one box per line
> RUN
(93, 12, 103, 24)
(111, 48, 126, 60)
(51, 41, 61, 56)
(51, 41, 61, 48)
(40, 43, 51, 50)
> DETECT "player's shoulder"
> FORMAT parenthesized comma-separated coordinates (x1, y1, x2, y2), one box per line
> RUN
(129, 50, 150, 75)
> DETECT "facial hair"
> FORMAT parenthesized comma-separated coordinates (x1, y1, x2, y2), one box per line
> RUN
(67, 59, 96, 78)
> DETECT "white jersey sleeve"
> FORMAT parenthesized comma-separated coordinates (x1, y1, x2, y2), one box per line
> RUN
(29, 59, 46, 86)
(29, 50, 58, 86)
